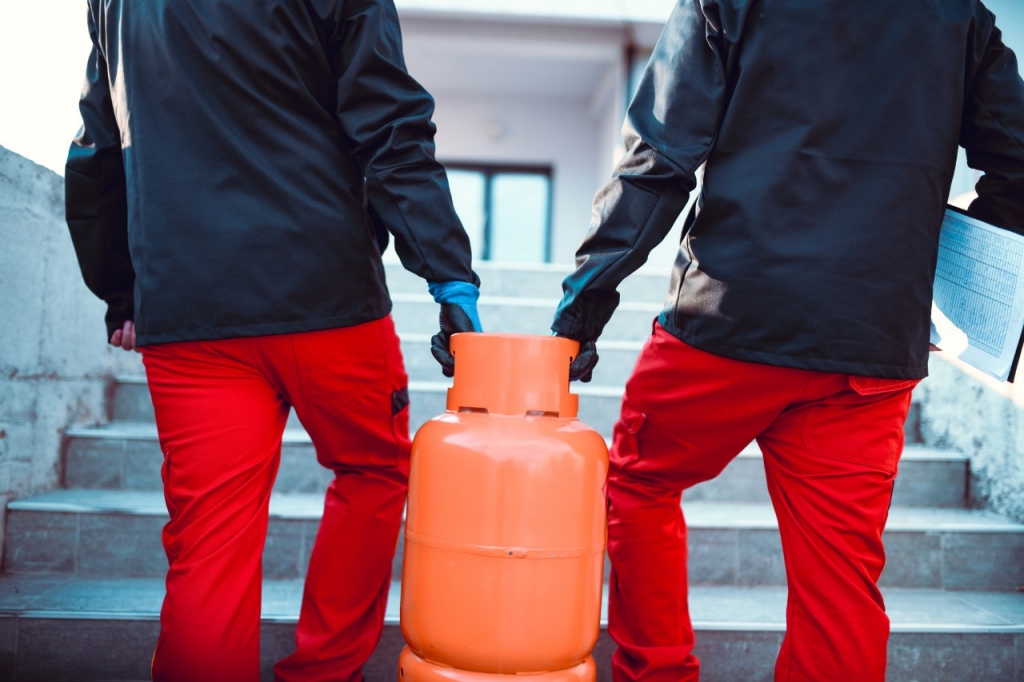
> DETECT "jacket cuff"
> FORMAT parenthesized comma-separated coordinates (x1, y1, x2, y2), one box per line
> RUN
(551, 312, 589, 342)
(104, 295, 135, 342)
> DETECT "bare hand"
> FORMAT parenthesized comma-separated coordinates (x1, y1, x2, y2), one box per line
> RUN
(110, 320, 138, 351)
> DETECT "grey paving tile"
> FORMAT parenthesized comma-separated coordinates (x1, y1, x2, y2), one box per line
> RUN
(688, 458, 771, 504)
(16, 618, 160, 681)
(78, 514, 167, 577)
(0, 578, 1019, 681)
(298, 522, 315, 578)
(385, 261, 662, 301)
(885, 506, 1024, 532)
(66, 427, 337, 492)
(1016, 634, 1023, 682)
(111, 379, 153, 423)
(385, 580, 402, 624)
(694, 630, 783, 682)
(260, 581, 303, 620)
(260, 621, 297, 682)
(9, 488, 167, 515)
(79, 407, 960, 508)
(736, 530, 786, 587)
(274, 446, 330, 494)
(893, 458, 968, 508)
(263, 519, 307, 580)
(879, 533, 944, 589)
(409, 389, 447, 433)
(687, 529, 738, 585)
(683, 502, 779, 530)
(385, 261, 670, 302)
(262, 585, 404, 681)
(0, 617, 17, 680)
(392, 295, 662, 342)
(680, 502, 1023, 589)
(578, 395, 625, 439)
(14, 490, 1021, 588)
(689, 586, 786, 624)
(887, 632, 1017, 681)
(63, 438, 125, 489)
(949, 591, 1024, 626)
(4, 511, 78, 574)
(943, 532, 1024, 591)
(268, 493, 326, 520)
(26, 577, 164, 615)
(391, 533, 405, 584)
(0, 575, 71, 612)
(883, 589, 1007, 627)
(121, 439, 165, 489)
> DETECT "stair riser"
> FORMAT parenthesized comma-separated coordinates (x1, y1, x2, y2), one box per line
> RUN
(392, 299, 660, 341)
(7, 509, 1019, 590)
(383, 263, 672, 305)
(1, 616, 1018, 682)
(111, 383, 623, 436)
(110, 380, 925, 446)
(63, 436, 968, 508)
(401, 339, 642, 386)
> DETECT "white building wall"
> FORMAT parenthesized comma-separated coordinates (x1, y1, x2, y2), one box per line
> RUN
(429, 92, 604, 265)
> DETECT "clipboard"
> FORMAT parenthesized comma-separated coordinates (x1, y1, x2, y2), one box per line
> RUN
(932, 206, 1024, 382)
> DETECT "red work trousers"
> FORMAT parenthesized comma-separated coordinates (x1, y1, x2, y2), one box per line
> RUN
(607, 323, 917, 682)
(140, 316, 411, 682)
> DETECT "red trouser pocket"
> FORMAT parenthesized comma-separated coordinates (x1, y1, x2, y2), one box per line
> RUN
(799, 376, 920, 475)
(610, 400, 647, 476)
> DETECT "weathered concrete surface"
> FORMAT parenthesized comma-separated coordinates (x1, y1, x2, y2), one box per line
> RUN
(0, 145, 141, 552)
(1, 139, 1023, 538)
(916, 354, 1024, 523)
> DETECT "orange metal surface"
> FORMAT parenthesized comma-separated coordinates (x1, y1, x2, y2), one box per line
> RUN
(444, 333, 580, 419)
(400, 333, 608, 677)
(398, 647, 598, 680)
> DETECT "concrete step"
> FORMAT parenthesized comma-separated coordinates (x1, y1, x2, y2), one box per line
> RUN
(7, 490, 1021, 590)
(62, 425, 966, 507)
(0, 575, 1019, 681)
(110, 376, 624, 436)
(392, 293, 662, 341)
(109, 372, 925, 445)
(383, 261, 672, 306)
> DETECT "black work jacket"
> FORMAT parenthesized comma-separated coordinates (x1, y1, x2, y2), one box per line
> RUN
(66, 0, 476, 346)
(552, 0, 1024, 379)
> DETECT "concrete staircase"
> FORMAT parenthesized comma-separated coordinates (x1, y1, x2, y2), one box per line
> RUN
(1, 262, 1022, 681)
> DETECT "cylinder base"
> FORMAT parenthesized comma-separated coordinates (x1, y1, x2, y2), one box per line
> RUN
(398, 647, 597, 681)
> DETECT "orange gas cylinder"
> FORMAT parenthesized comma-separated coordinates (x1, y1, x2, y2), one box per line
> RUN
(398, 333, 608, 681)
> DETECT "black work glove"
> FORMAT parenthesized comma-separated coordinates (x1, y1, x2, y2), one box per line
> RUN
(428, 281, 482, 378)
(567, 338, 599, 383)
(430, 303, 478, 378)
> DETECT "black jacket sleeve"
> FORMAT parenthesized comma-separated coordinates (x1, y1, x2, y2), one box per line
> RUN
(962, 5, 1024, 231)
(551, 0, 728, 341)
(328, 0, 477, 286)
(65, 4, 135, 341)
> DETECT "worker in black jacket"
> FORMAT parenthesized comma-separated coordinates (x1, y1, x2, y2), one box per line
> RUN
(553, 1, 1024, 680)
(65, 1, 479, 680)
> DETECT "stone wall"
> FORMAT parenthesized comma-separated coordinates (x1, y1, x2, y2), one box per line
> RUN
(0, 146, 141, 551)
(917, 355, 1024, 523)
(1, 141, 1023, 545)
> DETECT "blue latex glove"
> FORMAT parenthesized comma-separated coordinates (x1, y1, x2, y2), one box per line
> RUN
(428, 281, 482, 377)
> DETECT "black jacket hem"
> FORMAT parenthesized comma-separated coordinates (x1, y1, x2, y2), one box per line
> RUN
(135, 304, 393, 348)
(658, 313, 929, 381)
